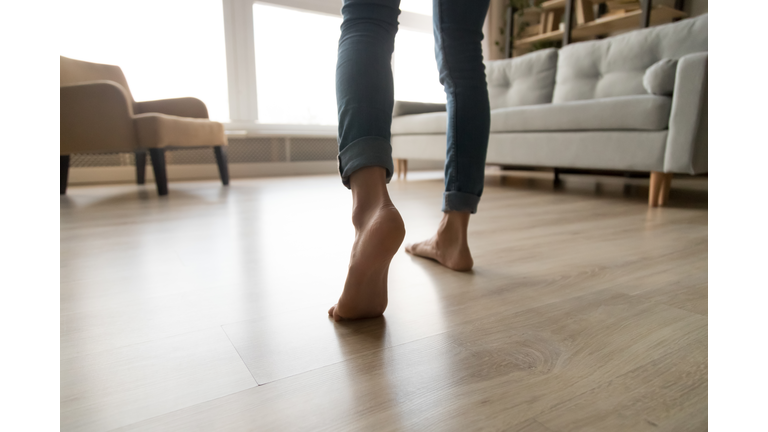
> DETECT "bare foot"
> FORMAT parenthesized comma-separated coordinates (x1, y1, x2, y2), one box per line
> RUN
(328, 167, 405, 321)
(405, 211, 473, 272)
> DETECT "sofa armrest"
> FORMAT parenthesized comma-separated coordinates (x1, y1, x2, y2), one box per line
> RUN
(135, 97, 209, 119)
(393, 101, 446, 117)
(60, 81, 138, 154)
(664, 52, 707, 174)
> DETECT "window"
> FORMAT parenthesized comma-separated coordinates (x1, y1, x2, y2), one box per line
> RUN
(252, 1, 443, 125)
(393, 29, 445, 104)
(253, 3, 342, 125)
(394, 2, 446, 104)
(59, 0, 230, 122)
(400, 0, 433, 15)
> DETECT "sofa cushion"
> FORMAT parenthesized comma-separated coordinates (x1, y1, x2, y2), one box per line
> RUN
(490, 95, 672, 133)
(553, 14, 707, 103)
(391, 111, 447, 135)
(486, 48, 558, 110)
(643, 58, 678, 95)
(134, 113, 227, 148)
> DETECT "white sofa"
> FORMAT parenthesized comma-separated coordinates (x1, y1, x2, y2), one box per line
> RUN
(391, 14, 707, 207)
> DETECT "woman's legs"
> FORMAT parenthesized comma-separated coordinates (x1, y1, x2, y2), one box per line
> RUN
(405, 0, 491, 271)
(329, 0, 405, 321)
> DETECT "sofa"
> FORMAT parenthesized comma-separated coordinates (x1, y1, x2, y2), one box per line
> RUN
(391, 14, 707, 207)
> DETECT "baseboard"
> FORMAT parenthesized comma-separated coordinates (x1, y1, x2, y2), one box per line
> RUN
(69, 159, 445, 185)
(69, 161, 338, 185)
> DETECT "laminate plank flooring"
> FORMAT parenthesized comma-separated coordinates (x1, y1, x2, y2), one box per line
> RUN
(61, 170, 707, 431)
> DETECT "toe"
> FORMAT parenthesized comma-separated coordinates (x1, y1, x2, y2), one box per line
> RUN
(329, 304, 345, 322)
(409, 241, 435, 260)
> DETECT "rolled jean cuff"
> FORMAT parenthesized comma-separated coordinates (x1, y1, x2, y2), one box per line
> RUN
(338, 136, 394, 188)
(442, 191, 481, 214)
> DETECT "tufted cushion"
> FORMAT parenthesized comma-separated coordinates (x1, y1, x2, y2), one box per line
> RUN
(486, 48, 558, 110)
(553, 14, 707, 103)
(643, 58, 678, 95)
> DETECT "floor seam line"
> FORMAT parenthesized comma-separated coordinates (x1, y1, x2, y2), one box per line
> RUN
(220, 325, 261, 386)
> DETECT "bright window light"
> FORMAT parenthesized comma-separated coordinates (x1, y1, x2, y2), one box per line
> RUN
(400, 0, 433, 16)
(394, 29, 446, 104)
(253, 3, 443, 125)
(253, 3, 342, 125)
(59, 0, 230, 122)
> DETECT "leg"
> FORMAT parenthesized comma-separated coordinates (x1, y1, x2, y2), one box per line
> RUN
(394, 158, 401, 179)
(402, 159, 408, 180)
(405, 0, 491, 271)
(60, 155, 70, 195)
(329, 0, 405, 321)
(213, 145, 230, 186)
(135, 150, 147, 185)
(649, 171, 663, 207)
(435, 0, 491, 213)
(149, 148, 168, 196)
(335, 0, 399, 188)
(658, 173, 673, 206)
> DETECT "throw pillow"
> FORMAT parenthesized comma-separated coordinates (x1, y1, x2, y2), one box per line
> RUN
(643, 58, 679, 96)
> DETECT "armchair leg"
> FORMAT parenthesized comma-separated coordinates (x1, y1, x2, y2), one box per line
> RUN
(402, 159, 408, 180)
(149, 148, 168, 196)
(213, 146, 230, 186)
(135, 150, 147, 185)
(61, 155, 70, 195)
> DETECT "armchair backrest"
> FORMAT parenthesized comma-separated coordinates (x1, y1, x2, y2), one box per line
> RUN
(60, 56, 135, 103)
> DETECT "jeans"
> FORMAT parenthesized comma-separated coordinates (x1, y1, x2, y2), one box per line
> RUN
(336, 0, 491, 214)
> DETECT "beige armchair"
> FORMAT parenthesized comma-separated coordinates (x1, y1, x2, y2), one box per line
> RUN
(60, 56, 229, 195)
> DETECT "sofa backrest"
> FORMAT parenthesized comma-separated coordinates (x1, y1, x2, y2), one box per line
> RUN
(553, 14, 708, 103)
(60, 56, 135, 102)
(485, 48, 558, 110)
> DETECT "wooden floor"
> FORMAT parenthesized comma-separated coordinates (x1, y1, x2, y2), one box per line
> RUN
(61, 169, 708, 431)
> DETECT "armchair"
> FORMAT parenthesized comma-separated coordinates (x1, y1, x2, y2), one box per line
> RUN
(60, 56, 229, 196)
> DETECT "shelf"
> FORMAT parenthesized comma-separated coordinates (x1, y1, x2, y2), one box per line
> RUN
(573, 5, 686, 38)
(540, 0, 567, 11)
(514, 29, 565, 47)
(514, 5, 687, 48)
(541, 0, 613, 11)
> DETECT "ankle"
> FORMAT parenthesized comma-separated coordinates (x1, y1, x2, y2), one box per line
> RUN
(437, 211, 470, 242)
(349, 166, 393, 226)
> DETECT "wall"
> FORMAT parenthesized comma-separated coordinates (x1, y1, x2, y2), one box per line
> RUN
(686, 0, 707, 16)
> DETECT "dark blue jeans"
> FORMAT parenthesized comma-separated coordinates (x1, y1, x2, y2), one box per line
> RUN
(336, 0, 491, 213)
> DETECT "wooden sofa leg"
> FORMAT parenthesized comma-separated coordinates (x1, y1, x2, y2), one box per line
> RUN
(214, 146, 230, 186)
(135, 150, 147, 185)
(149, 148, 168, 196)
(649, 171, 674, 207)
(649, 171, 663, 207)
(60, 155, 70, 195)
(402, 159, 408, 180)
(658, 173, 673, 206)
